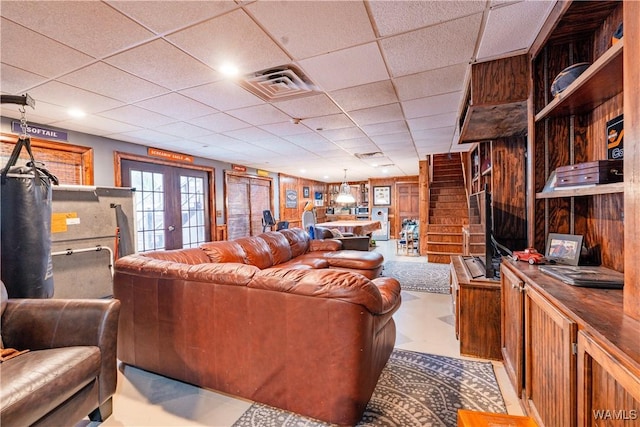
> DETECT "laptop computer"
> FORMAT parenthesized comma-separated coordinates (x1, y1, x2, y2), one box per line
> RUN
(538, 265, 624, 289)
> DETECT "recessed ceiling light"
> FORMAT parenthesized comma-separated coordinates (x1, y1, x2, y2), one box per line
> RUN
(68, 108, 86, 118)
(219, 63, 239, 77)
(299, 169, 306, 173)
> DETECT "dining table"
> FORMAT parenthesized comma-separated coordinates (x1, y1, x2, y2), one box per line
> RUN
(314, 220, 381, 236)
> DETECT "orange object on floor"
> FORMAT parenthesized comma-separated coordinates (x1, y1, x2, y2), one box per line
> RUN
(457, 410, 538, 427)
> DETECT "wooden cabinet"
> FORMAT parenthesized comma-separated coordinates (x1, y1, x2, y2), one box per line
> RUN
(459, 54, 529, 143)
(501, 260, 640, 427)
(450, 256, 502, 360)
(501, 264, 525, 398)
(530, 1, 624, 271)
(524, 286, 577, 427)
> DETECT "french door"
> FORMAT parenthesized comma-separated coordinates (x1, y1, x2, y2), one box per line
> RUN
(121, 159, 212, 252)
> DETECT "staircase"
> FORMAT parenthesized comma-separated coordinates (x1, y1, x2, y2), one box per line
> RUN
(426, 154, 470, 264)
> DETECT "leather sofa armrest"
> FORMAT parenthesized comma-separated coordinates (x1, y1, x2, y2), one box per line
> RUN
(309, 239, 342, 252)
(1, 298, 121, 402)
(372, 277, 402, 315)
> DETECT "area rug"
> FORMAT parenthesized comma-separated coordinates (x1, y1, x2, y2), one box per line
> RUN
(382, 261, 451, 294)
(232, 348, 506, 427)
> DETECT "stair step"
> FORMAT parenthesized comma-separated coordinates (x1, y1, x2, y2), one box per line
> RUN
(427, 235, 463, 244)
(427, 242, 463, 252)
(430, 200, 468, 209)
(430, 208, 468, 217)
(428, 224, 464, 233)
(430, 217, 469, 225)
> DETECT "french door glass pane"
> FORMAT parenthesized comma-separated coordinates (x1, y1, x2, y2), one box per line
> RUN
(180, 175, 206, 248)
(132, 170, 165, 252)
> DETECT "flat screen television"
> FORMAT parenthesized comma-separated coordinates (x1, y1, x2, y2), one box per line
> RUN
(483, 188, 496, 279)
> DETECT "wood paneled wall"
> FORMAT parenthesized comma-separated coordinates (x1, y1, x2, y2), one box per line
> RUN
(278, 174, 327, 228)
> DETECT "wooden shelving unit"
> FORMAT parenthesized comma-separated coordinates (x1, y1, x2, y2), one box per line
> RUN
(535, 40, 623, 121)
(535, 181, 623, 199)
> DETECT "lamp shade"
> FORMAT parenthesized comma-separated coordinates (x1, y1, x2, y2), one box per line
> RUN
(336, 170, 355, 203)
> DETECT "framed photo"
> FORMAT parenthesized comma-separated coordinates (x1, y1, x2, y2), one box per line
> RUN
(285, 189, 297, 208)
(545, 233, 583, 266)
(303, 186, 310, 198)
(373, 186, 391, 206)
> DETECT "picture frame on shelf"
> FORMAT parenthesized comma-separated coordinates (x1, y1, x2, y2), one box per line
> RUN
(373, 186, 391, 206)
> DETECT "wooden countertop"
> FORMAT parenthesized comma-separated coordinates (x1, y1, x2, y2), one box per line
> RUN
(503, 260, 640, 379)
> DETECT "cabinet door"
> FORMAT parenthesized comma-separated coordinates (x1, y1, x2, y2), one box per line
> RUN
(577, 331, 640, 426)
(501, 264, 525, 395)
(525, 286, 578, 427)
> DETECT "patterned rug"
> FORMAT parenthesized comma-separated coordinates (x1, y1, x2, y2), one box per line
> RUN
(232, 348, 506, 427)
(382, 261, 451, 294)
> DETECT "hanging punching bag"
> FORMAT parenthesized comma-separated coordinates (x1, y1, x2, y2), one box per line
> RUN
(1, 136, 58, 298)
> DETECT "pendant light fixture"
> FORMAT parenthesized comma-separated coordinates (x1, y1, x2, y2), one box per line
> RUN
(335, 169, 355, 204)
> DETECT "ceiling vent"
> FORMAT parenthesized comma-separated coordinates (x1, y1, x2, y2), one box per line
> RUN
(355, 151, 384, 159)
(239, 65, 319, 101)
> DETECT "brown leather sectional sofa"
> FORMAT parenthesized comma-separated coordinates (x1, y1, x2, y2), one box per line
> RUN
(0, 281, 121, 426)
(114, 228, 401, 426)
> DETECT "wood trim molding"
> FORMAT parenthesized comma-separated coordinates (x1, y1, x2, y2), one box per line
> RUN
(1, 132, 94, 184)
(114, 151, 217, 242)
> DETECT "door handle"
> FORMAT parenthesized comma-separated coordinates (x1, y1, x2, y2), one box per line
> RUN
(168, 225, 175, 231)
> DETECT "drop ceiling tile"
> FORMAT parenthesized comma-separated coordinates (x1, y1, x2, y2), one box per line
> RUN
(58, 62, 169, 103)
(336, 137, 374, 149)
(112, 129, 181, 145)
(134, 93, 218, 121)
(319, 127, 367, 142)
(227, 104, 290, 126)
(0, 18, 94, 78)
(407, 112, 458, 134)
(370, 132, 414, 146)
(477, 1, 555, 61)
(361, 121, 409, 136)
(1, 1, 154, 58)
(380, 13, 483, 77)
(27, 81, 124, 113)
(299, 43, 388, 92)
(180, 80, 262, 111)
(274, 94, 341, 119)
(195, 133, 244, 146)
(402, 92, 462, 120)
(0, 64, 48, 95)
(330, 80, 398, 112)
(413, 126, 456, 143)
(349, 103, 404, 126)
(223, 126, 274, 142)
(188, 113, 250, 133)
(54, 116, 141, 135)
(107, 1, 238, 35)
(98, 105, 176, 127)
(246, 1, 374, 60)
(301, 114, 354, 131)
(1, 102, 70, 125)
(412, 124, 457, 140)
(394, 63, 468, 101)
(283, 132, 331, 148)
(369, 0, 486, 37)
(167, 9, 290, 75)
(105, 40, 220, 91)
(259, 121, 312, 137)
(155, 122, 212, 138)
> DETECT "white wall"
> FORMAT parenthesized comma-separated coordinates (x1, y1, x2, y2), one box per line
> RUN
(1, 117, 280, 224)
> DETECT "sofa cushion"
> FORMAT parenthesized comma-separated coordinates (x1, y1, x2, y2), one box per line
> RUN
(143, 248, 211, 264)
(259, 231, 293, 265)
(201, 241, 247, 264)
(324, 250, 384, 270)
(277, 253, 330, 269)
(278, 228, 311, 258)
(234, 236, 274, 269)
(249, 268, 387, 314)
(0, 346, 100, 427)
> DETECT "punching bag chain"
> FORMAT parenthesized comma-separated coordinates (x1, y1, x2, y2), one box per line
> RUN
(19, 106, 28, 138)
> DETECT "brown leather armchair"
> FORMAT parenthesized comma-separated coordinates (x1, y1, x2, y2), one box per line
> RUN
(0, 281, 120, 427)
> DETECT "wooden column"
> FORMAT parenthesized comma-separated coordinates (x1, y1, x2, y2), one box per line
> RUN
(624, 2, 640, 321)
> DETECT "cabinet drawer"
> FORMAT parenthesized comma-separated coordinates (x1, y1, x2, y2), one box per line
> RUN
(556, 160, 623, 187)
